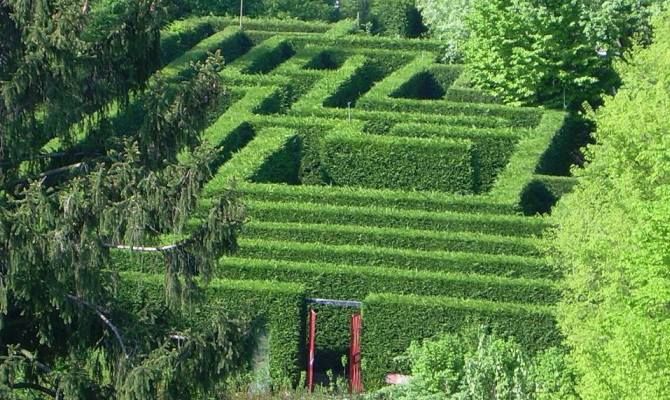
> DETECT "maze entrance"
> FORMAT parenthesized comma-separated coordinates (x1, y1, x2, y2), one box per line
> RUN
(306, 298, 363, 393)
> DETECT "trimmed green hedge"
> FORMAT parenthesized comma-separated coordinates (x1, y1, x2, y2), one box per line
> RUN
(359, 97, 543, 128)
(369, 0, 426, 38)
(118, 272, 307, 385)
(217, 257, 560, 304)
(321, 131, 476, 193)
(226, 36, 296, 75)
(293, 55, 380, 110)
(160, 17, 217, 64)
(240, 200, 548, 237)
(389, 123, 521, 192)
(237, 182, 518, 215)
(161, 26, 253, 81)
(203, 127, 299, 197)
(242, 222, 543, 257)
(362, 293, 561, 388)
(491, 110, 568, 205)
(236, 238, 559, 279)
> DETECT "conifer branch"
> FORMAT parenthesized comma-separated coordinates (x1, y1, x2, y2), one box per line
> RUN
(66, 294, 129, 359)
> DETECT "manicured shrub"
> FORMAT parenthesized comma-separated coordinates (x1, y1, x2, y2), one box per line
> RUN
(490, 110, 567, 205)
(242, 221, 543, 257)
(161, 27, 254, 81)
(227, 36, 297, 75)
(217, 257, 560, 304)
(362, 293, 561, 388)
(391, 71, 445, 99)
(321, 131, 476, 193)
(236, 238, 558, 279)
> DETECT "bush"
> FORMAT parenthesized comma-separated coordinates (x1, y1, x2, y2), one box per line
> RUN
(548, 11, 670, 399)
(237, 182, 518, 215)
(321, 131, 476, 193)
(389, 123, 520, 192)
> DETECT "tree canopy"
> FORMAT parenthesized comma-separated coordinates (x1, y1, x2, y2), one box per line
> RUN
(549, 10, 670, 399)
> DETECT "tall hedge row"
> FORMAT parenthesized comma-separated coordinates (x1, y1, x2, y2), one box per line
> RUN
(321, 131, 476, 193)
(217, 257, 560, 304)
(245, 200, 548, 237)
(362, 293, 561, 388)
(243, 221, 543, 257)
(237, 182, 518, 215)
(236, 238, 559, 279)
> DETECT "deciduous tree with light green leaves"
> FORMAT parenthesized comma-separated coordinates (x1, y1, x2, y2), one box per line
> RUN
(462, 0, 666, 108)
(549, 10, 670, 399)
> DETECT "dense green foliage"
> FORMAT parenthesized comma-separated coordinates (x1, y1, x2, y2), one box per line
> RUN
(549, 12, 670, 399)
(416, 0, 471, 62)
(366, 333, 578, 399)
(462, 0, 668, 108)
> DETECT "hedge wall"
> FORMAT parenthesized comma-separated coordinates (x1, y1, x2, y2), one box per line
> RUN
(203, 127, 299, 196)
(161, 26, 253, 81)
(244, 200, 548, 237)
(321, 131, 476, 193)
(117, 272, 307, 385)
(160, 17, 217, 65)
(226, 36, 297, 75)
(362, 293, 561, 388)
(369, 0, 426, 38)
(491, 110, 568, 205)
(237, 182, 517, 215)
(242, 222, 543, 257)
(236, 238, 559, 279)
(389, 123, 521, 192)
(217, 257, 560, 304)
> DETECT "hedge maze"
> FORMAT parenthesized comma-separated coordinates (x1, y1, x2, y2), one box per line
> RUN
(103, 16, 573, 389)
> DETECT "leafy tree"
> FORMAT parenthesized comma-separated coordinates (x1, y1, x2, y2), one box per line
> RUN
(463, 0, 667, 108)
(416, 0, 472, 62)
(548, 11, 670, 399)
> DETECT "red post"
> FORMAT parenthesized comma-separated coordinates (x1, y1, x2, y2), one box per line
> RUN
(349, 313, 363, 393)
(307, 309, 317, 392)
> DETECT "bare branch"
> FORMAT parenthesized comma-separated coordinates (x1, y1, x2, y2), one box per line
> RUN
(66, 294, 129, 359)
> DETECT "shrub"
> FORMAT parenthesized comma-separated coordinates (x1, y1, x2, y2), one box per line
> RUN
(389, 123, 520, 192)
(244, 199, 548, 237)
(321, 131, 476, 193)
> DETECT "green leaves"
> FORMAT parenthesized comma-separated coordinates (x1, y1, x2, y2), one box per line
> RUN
(548, 10, 670, 400)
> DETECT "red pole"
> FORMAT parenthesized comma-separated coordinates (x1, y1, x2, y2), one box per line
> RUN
(349, 313, 363, 393)
(307, 309, 317, 392)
